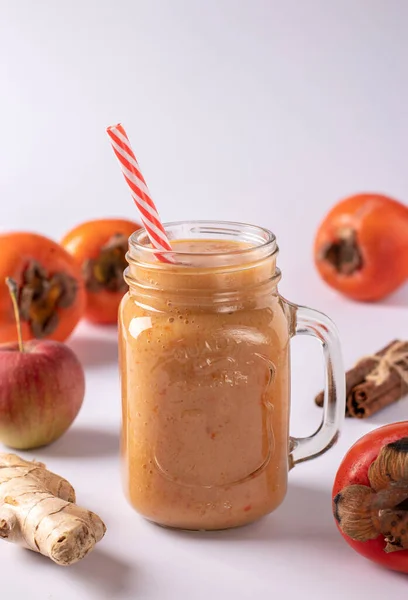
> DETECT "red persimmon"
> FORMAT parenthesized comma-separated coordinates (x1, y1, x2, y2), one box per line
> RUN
(314, 193, 408, 301)
(333, 422, 408, 573)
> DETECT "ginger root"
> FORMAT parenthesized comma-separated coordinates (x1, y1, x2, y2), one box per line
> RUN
(0, 453, 106, 566)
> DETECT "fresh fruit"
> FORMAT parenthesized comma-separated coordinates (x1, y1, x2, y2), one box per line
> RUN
(0, 232, 85, 343)
(314, 193, 408, 301)
(61, 218, 140, 324)
(0, 279, 85, 450)
(333, 422, 408, 573)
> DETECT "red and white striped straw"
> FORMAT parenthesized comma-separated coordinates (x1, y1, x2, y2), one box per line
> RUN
(106, 123, 172, 260)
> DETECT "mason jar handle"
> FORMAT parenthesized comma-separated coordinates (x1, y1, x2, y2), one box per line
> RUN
(289, 304, 345, 468)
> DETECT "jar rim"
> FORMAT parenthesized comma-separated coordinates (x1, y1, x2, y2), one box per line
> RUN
(128, 220, 277, 266)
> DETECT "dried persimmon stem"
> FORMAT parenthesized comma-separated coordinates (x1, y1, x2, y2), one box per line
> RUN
(5, 278, 24, 353)
(335, 440, 408, 553)
(321, 229, 363, 275)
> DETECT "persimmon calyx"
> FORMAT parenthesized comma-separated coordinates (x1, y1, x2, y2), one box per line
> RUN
(18, 260, 78, 338)
(83, 233, 128, 294)
(320, 227, 363, 276)
(334, 438, 408, 553)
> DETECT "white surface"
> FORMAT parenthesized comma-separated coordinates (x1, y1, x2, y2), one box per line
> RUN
(1, 1, 408, 598)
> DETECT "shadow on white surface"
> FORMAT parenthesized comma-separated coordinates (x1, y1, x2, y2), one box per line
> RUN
(70, 547, 133, 597)
(68, 335, 118, 367)
(253, 482, 336, 540)
(170, 482, 338, 543)
(381, 282, 408, 308)
(23, 546, 133, 597)
(33, 426, 119, 459)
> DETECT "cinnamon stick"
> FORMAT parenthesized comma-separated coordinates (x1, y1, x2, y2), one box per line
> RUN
(315, 340, 408, 418)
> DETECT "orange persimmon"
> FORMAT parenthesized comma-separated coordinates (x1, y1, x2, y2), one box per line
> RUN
(314, 193, 408, 301)
(0, 232, 86, 343)
(61, 218, 141, 324)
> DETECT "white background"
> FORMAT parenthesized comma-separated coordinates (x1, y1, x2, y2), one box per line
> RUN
(1, 1, 408, 598)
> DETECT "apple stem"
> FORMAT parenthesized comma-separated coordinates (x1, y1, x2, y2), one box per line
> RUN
(5, 278, 24, 353)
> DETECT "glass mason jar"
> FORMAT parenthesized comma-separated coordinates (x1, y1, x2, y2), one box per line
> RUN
(119, 221, 345, 530)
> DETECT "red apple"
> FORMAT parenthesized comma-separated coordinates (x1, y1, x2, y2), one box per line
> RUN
(0, 340, 85, 450)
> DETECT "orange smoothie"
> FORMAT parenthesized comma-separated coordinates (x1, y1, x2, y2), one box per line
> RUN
(119, 238, 291, 530)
